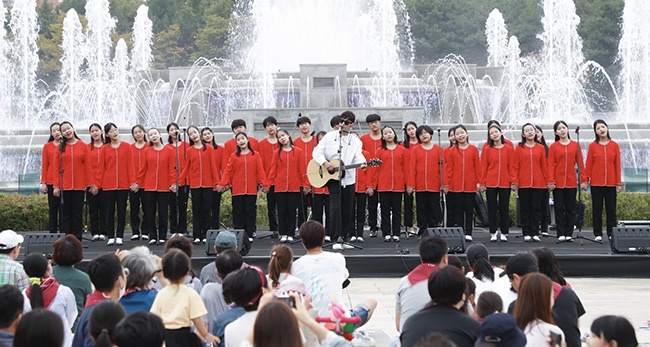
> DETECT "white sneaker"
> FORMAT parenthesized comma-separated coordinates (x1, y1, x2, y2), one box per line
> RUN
(141, 235, 149, 240)
(324, 236, 331, 242)
(350, 236, 358, 242)
(490, 233, 498, 242)
(558, 236, 566, 242)
(280, 235, 288, 243)
(193, 238, 201, 244)
(157, 240, 166, 245)
(532, 235, 541, 242)
(342, 243, 354, 249)
(500, 234, 508, 242)
(148, 239, 157, 245)
(116, 238, 123, 246)
(356, 236, 364, 243)
(333, 243, 343, 250)
(566, 236, 573, 242)
(595, 236, 602, 242)
(248, 238, 254, 242)
(99, 234, 107, 241)
(524, 235, 532, 242)
(131, 234, 140, 240)
(384, 235, 391, 242)
(392, 235, 400, 242)
(92, 235, 100, 241)
(202, 239, 206, 244)
(287, 236, 294, 242)
(107, 238, 115, 246)
(351, 330, 376, 347)
(465, 235, 473, 242)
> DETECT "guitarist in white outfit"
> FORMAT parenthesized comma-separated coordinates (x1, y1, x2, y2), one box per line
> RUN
(312, 111, 367, 249)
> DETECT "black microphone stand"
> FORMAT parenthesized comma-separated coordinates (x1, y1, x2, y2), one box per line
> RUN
(59, 137, 65, 206)
(437, 128, 447, 227)
(571, 126, 601, 245)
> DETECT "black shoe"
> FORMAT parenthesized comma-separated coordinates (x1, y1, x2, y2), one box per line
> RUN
(369, 230, 378, 238)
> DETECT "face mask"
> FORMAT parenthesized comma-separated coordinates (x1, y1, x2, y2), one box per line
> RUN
(118, 278, 126, 299)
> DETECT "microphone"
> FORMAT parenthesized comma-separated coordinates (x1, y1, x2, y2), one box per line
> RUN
(339, 128, 349, 134)
(58, 135, 64, 140)
(437, 127, 441, 133)
(173, 130, 179, 136)
(575, 126, 580, 134)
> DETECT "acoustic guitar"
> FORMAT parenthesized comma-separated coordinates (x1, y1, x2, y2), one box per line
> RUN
(306, 159, 381, 188)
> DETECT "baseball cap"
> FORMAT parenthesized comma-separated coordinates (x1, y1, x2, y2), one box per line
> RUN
(499, 253, 538, 278)
(215, 231, 237, 251)
(475, 313, 526, 347)
(466, 243, 489, 264)
(0, 230, 24, 250)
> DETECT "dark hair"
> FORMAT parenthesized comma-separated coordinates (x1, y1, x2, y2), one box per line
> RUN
(553, 120, 570, 142)
(487, 120, 501, 129)
(262, 116, 278, 128)
(463, 277, 476, 314)
(234, 131, 255, 156)
(187, 125, 206, 150)
(201, 127, 218, 149)
(52, 235, 84, 266)
(330, 115, 342, 128)
(164, 234, 194, 257)
(418, 236, 448, 264)
(590, 315, 638, 347)
(89, 301, 127, 347)
(403, 121, 418, 148)
(534, 125, 548, 155)
(0, 284, 24, 328)
(48, 122, 61, 142)
(215, 249, 244, 280)
(466, 244, 494, 282)
(229, 266, 267, 311)
(427, 266, 466, 307)
(531, 247, 566, 286)
(88, 254, 123, 292)
(221, 271, 237, 304)
(13, 309, 64, 347)
(253, 301, 302, 347)
(114, 311, 165, 347)
(231, 119, 247, 131)
(365, 113, 381, 123)
(299, 220, 325, 250)
(276, 128, 294, 161)
(414, 332, 458, 347)
(416, 125, 434, 144)
(447, 126, 457, 146)
(162, 248, 191, 283)
(447, 255, 464, 273)
(487, 124, 504, 147)
(296, 116, 311, 126)
(341, 110, 356, 123)
(166, 122, 180, 144)
(513, 273, 554, 330)
(268, 244, 294, 288)
(518, 123, 535, 147)
(103, 123, 118, 144)
(593, 119, 611, 142)
(316, 131, 327, 141)
(131, 125, 147, 142)
(476, 291, 503, 319)
(89, 123, 105, 150)
(22, 253, 49, 309)
(380, 125, 401, 149)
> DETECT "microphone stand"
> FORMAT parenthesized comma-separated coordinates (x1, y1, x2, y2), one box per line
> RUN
(59, 138, 65, 206)
(571, 126, 601, 245)
(437, 128, 447, 227)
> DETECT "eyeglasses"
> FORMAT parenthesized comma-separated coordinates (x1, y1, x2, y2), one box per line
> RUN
(341, 120, 353, 125)
(243, 265, 266, 307)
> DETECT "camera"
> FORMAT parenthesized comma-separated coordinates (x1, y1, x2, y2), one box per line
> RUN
(276, 295, 296, 308)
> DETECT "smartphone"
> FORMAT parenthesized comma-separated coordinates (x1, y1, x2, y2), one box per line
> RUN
(276, 295, 296, 308)
(549, 331, 562, 346)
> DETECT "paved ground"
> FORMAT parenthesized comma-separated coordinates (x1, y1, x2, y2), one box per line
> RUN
(344, 277, 650, 345)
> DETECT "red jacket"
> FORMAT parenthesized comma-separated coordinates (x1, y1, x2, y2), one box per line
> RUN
(355, 150, 371, 193)
(361, 134, 382, 189)
(548, 140, 586, 188)
(294, 136, 323, 193)
(53, 140, 95, 190)
(97, 142, 136, 190)
(259, 138, 279, 178)
(514, 143, 550, 189)
(585, 140, 621, 187)
(223, 136, 260, 161)
(137, 146, 176, 192)
(166, 142, 189, 185)
(41, 141, 59, 184)
(219, 152, 269, 196)
(480, 144, 517, 188)
(445, 145, 481, 192)
(210, 144, 226, 190)
(407, 144, 445, 192)
(131, 143, 147, 177)
(88, 142, 103, 180)
(179, 145, 219, 189)
(370, 145, 408, 192)
(268, 147, 308, 192)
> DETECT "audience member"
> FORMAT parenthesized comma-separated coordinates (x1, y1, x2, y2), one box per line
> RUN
(586, 315, 638, 347)
(415, 333, 458, 347)
(475, 313, 526, 347)
(464, 277, 476, 315)
(51, 235, 92, 330)
(200, 231, 242, 285)
(0, 230, 29, 290)
(201, 249, 243, 333)
(531, 248, 570, 287)
(118, 246, 160, 313)
(13, 309, 64, 347)
(447, 255, 466, 273)
(113, 311, 166, 347)
(267, 244, 308, 299)
(501, 252, 539, 314)
(400, 266, 480, 347)
(212, 272, 245, 347)
(162, 234, 202, 293)
(474, 291, 503, 321)
(466, 243, 516, 309)
(513, 273, 565, 346)
(223, 266, 269, 347)
(0, 284, 24, 347)
(88, 301, 126, 347)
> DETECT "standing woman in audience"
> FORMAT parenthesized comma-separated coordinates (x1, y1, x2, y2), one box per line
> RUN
(479, 123, 516, 242)
(514, 123, 551, 242)
(53, 121, 97, 239)
(167, 122, 189, 236)
(402, 121, 419, 236)
(583, 119, 621, 242)
(98, 123, 138, 246)
(180, 126, 219, 244)
(535, 125, 551, 236)
(548, 121, 586, 242)
(268, 128, 308, 243)
(137, 128, 177, 245)
(130, 125, 148, 240)
(41, 122, 62, 234)
(444, 125, 481, 241)
(201, 127, 225, 230)
(87, 123, 106, 241)
(513, 273, 566, 346)
(406, 125, 444, 233)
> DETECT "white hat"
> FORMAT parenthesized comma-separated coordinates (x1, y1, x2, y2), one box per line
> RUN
(0, 230, 24, 250)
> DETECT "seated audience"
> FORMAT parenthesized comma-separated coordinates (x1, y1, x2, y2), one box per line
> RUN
(89, 301, 126, 347)
(0, 230, 29, 290)
(162, 234, 202, 293)
(223, 266, 269, 347)
(415, 333, 458, 347)
(267, 244, 308, 299)
(113, 311, 166, 347)
(119, 246, 160, 313)
(13, 309, 64, 347)
(212, 272, 245, 347)
(466, 243, 516, 309)
(513, 273, 565, 346)
(0, 284, 24, 347)
(201, 249, 243, 333)
(474, 291, 503, 322)
(475, 313, 526, 347)
(200, 231, 243, 285)
(585, 315, 638, 347)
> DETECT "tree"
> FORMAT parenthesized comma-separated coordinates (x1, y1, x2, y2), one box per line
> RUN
(37, 0, 58, 40)
(147, 0, 179, 33)
(152, 24, 192, 68)
(575, 0, 624, 69)
(59, 0, 87, 15)
(192, 0, 231, 61)
(110, 0, 145, 35)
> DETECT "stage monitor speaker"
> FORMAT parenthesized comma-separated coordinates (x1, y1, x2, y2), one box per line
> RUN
(611, 227, 650, 254)
(424, 227, 466, 253)
(205, 229, 250, 256)
(22, 232, 64, 259)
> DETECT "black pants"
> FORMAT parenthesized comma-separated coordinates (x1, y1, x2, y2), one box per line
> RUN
(416, 191, 442, 231)
(143, 191, 169, 241)
(354, 192, 367, 237)
(129, 189, 146, 236)
(486, 188, 511, 234)
(103, 190, 129, 239)
(519, 188, 543, 236)
(266, 186, 278, 232)
(232, 195, 257, 239)
(367, 189, 379, 230)
(297, 190, 310, 227)
(47, 184, 60, 233)
(540, 189, 550, 233)
(87, 189, 105, 236)
(591, 186, 617, 237)
(191, 188, 212, 240)
(380, 191, 402, 237)
(553, 188, 577, 237)
(327, 181, 355, 240)
(276, 192, 299, 237)
(448, 192, 475, 235)
(169, 185, 188, 234)
(311, 193, 330, 237)
(211, 190, 222, 229)
(403, 191, 414, 228)
(60, 190, 85, 239)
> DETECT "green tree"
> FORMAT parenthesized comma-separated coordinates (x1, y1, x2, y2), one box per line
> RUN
(37, 0, 58, 40)
(575, 0, 624, 68)
(152, 24, 193, 68)
(192, 0, 232, 60)
(110, 0, 145, 35)
(494, 0, 543, 56)
(37, 13, 66, 87)
(147, 0, 179, 33)
(58, 0, 87, 15)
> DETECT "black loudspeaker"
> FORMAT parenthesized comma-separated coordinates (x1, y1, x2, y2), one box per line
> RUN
(205, 229, 250, 256)
(21, 233, 64, 259)
(611, 227, 650, 254)
(424, 227, 466, 253)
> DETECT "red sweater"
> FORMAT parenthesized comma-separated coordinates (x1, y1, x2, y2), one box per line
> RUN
(41, 141, 59, 184)
(131, 143, 147, 177)
(97, 142, 136, 190)
(514, 143, 550, 189)
(361, 134, 382, 189)
(548, 140, 586, 188)
(268, 147, 307, 192)
(219, 152, 269, 196)
(259, 138, 279, 178)
(294, 136, 325, 193)
(480, 144, 517, 188)
(585, 140, 621, 187)
(355, 150, 371, 193)
(223, 137, 260, 161)
(88, 143, 103, 181)
(53, 140, 95, 190)
(445, 145, 481, 192)
(179, 145, 219, 189)
(137, 146, 176, 192)
(166, 142, 189, 185)
(407, 144, 444, 192)
(370, 145, 408, 192)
